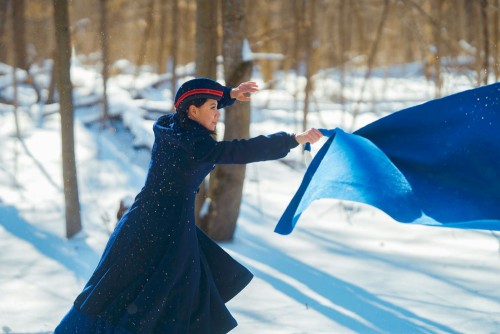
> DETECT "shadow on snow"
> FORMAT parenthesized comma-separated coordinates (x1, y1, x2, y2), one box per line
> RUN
(0, 200, 98, 280)
(232, 202, 460, 334)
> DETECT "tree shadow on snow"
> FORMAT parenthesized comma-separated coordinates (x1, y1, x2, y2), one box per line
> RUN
(0, 201, 98, 280)
(232, 205, 460, 333)
(301, 228, 500, 308)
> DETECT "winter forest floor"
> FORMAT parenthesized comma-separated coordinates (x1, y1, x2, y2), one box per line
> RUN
(1, 61, 499, 333)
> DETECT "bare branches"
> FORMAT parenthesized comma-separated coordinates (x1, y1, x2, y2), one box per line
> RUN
(350, 0, 391, 130)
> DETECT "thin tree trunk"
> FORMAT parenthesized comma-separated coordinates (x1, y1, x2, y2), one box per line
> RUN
(11, 0, 23, 185)
(0, 0, 8, 64)
(194, 0, 219, 228)
(352, 0, 366, 55)
(465, 0, 476, 41)
(336, 0, 346, 64)
(455, 0, 467, 43)
(338, 0, 347, 124)
(480, 0, 490, 85)
(292, 0, 305, 133)
(12, 57, 21, 139)
(433, 0, 444, 97)
(53, 0, 82, 239)
(350, 0, 390, 130)
(292, 0, 304, 73)
(136, 0, 155, 71)
(12, 0, 28, 70)
(494, 0, 500, 81)
(473, 1, 483, 86)
(195, 0, 218, 79)
(157, 0, 168, 74)
(203, 0, 252, 241)
(170, 0, 179, 106)
(10, 0, 21, 139)
(99, 0, 110, 123)
(302, 0, 316, 132)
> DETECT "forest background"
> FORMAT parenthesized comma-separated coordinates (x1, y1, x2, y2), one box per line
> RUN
(1, 1, 500, 332)
(0, 0, 499, 241)
(2, 0, 498, 88)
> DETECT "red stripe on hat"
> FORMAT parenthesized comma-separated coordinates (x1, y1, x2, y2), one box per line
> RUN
(174, 89, 224, 108)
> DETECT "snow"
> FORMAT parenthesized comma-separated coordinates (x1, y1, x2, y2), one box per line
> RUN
(1, 61, 499, 334)
(242, 38, 285, 61)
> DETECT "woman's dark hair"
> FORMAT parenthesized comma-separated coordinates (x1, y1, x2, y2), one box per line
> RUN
(178, 97, 208, 112)
(176, 97, 217, 135)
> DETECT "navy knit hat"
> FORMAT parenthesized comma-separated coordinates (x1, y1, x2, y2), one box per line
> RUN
(174, 78, 225, 109)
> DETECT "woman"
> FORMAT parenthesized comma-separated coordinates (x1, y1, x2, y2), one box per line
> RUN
(55, 78, 322, 333)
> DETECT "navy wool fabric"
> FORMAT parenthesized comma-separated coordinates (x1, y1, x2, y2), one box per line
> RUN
(55, 96, 299, 332)
(174, 77, 226, 108)
(275, 82, 500, 234)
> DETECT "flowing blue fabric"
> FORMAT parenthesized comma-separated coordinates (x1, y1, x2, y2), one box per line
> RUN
(275, 82, 500, 235)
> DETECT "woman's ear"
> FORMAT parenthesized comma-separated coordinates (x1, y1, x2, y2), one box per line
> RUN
(187, 105, 198, 120)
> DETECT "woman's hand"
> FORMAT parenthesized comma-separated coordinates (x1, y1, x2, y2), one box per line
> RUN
(230, 82, 259, 101)
(295, 128, 323, 145)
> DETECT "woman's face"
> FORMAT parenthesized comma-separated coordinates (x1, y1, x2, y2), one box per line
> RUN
(188, 99, 220, 131)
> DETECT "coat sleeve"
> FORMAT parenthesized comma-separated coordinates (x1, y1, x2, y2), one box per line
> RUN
(192, 132, 299, 164)
(216, 85, 236, 109)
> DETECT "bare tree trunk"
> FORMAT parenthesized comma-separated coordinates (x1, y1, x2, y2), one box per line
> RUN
(136, 0, 155, 71)
(194, 0, 219, 228)
(494, 0, 500, 81)
(11, 32, 21, 139)
(465, 0, 476, 41)
(0, 0, 8, 64)
(12, 0, 28, 70)
(292, 0, 304, 72)
(170, 0, 179, 106)
(472, 1, 483, 86)
(350, 0, 390, 130)
(157, 0, 168, 74)
(99, 0, 110, 123)
(337, 0, 349, 125)
(292, 0, 305, 133)
(203, 0, 252, 241)
(302, 0, 317, 132)
(10, 0, 21, 139)
(338, 0, 348, 124)
(195, 0, 218, 79)
(433, 0, 444, 97)
(480, 0, 490, 85)
(455, 0, 468, 43)
(352, 0, 366, 55)
(53, 0, 82, 239)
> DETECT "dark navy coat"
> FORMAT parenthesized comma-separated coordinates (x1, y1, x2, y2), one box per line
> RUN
(55, 95, 299, 333)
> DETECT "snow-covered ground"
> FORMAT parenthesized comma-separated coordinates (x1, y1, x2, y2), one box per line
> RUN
(0, 61, 499, 333)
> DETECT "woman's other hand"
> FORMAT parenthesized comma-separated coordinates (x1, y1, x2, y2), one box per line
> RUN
(230, 82, 259, 101)
(295, 128, 323, 145)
